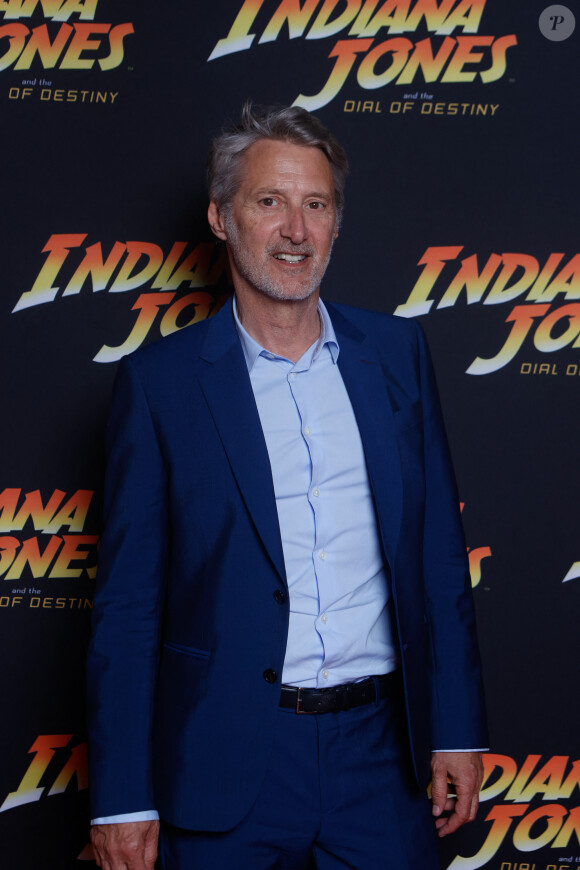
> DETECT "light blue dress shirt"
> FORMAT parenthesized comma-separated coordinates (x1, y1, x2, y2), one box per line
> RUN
(233, 298, 399, 689)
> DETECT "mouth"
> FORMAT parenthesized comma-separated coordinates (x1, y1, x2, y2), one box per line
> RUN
(273, 253, 308, 263)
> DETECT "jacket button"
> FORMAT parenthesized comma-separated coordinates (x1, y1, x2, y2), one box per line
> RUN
(273, 589, 286, 604)
(263, 669, 277, 684)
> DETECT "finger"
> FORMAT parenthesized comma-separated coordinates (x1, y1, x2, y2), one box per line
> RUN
(436, 811, 460, 837)
(439, 795, 472, 837)
(431, 770, 449, 817)
(434, 796, 456, 831)
(469, 787, 480, 821)
(438, 797, 456, 814)
(453, 786, 472, 824)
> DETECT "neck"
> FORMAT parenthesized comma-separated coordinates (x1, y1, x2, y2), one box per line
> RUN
(234, 289, 321, 363)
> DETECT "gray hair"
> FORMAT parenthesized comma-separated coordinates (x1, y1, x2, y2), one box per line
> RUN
(207, 103, 349, 224)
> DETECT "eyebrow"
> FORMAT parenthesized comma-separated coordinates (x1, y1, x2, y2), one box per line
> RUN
(253, 187, 333, 202)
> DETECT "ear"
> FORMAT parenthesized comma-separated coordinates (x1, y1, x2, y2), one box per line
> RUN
(208, 201, 228, 241)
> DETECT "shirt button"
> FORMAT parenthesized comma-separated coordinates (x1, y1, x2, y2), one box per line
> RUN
(304, 427, 312, 436)
(322, 670, 330, 680)
(273, 589, 286, 604)
(319, 550, 327, 561)
(321, 613, 328, 623)
(312, 488, 320, 497)
(263, 669, 277, 684)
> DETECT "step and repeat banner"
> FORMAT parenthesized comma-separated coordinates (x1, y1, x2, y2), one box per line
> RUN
(1, 1, 578, 867)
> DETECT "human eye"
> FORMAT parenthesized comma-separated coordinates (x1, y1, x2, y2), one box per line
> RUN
(259, 196, 278, 207)
(306, 200, 325, 210)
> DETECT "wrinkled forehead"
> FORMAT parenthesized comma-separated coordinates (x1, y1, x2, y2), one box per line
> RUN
(236, 139, 335, 199)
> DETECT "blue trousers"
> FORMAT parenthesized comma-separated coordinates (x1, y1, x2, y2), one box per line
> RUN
(159, 688, 440, 869)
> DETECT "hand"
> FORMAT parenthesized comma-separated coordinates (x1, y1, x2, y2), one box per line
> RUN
(91, 820, 160, 870)
(430, 751, 483, 837)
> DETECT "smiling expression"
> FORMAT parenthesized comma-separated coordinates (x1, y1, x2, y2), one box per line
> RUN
(209, 139, 338, 303)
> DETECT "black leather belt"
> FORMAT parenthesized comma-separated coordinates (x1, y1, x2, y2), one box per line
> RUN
(280, 672, 399, 715)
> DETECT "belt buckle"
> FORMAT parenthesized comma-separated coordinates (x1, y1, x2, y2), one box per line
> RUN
(295, 687, 316, 715)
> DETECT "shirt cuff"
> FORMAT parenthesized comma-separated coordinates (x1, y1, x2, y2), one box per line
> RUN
(432, 748, 489, 752)
(91, 810, 159, 825)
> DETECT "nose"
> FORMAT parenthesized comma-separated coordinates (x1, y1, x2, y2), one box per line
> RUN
(281, 205, 308, 245)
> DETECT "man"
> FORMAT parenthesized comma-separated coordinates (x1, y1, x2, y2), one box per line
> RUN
(88, 104, 488, 869)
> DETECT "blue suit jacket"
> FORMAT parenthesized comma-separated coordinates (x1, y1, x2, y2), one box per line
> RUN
(87, 299, 487, 831)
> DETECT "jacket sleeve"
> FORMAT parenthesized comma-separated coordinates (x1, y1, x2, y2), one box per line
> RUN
(414, 320, 489, 752)
(86, 354, 167, 818)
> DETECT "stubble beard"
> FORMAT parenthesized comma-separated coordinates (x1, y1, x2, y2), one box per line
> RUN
(222, 209, 333, 303)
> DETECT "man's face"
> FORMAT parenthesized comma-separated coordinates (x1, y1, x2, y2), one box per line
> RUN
(209, 139, 338, 303)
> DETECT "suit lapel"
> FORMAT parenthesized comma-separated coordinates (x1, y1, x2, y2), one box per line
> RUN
(193, 300, 403, 581)
(329, 306, 403, 569)
(196, 302, 287, 585)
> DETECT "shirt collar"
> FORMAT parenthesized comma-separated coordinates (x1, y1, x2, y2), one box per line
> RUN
(233, 295, 340, 372)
